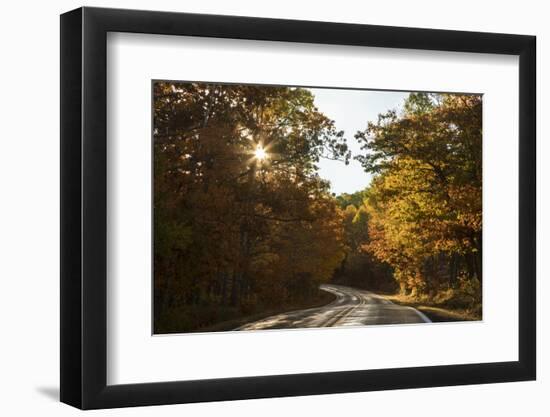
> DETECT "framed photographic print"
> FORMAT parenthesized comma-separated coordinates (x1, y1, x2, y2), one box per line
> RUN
(60, 6, 536, 409)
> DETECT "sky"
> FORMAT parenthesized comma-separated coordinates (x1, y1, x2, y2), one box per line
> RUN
(309, 88, 408, 195)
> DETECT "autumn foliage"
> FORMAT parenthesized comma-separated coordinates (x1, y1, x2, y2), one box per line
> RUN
(153, 82, 349, 332)
(356, 93, 482, 307)
(153, 84, 482, 333)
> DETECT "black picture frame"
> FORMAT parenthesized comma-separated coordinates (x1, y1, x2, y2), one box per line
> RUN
(60, 6, 536, 410)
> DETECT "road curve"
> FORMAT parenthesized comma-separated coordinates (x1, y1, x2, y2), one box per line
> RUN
(237, 284, 430, 331)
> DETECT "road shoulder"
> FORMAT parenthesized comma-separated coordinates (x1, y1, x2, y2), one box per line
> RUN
(377, 293, 481, 323)
(194, 290, 337, 333)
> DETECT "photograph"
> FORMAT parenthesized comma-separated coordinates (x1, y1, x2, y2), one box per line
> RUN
(152, 81, 482, 334)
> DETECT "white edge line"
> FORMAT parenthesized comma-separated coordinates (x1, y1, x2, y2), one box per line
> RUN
(408, 307, 432, 323)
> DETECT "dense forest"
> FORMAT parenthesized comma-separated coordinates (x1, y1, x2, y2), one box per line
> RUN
(153, 82, 482, 333)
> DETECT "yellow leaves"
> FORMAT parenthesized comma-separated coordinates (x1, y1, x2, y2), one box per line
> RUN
(355, 93, 482, 294)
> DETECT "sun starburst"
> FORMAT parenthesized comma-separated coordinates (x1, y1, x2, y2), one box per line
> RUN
(254, 145, 267, 161)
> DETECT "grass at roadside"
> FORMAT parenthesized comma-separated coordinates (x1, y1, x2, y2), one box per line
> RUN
(380, 293, 481, 322)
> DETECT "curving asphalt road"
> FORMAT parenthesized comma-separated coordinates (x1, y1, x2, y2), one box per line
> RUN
(237, 284, 430, 331)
